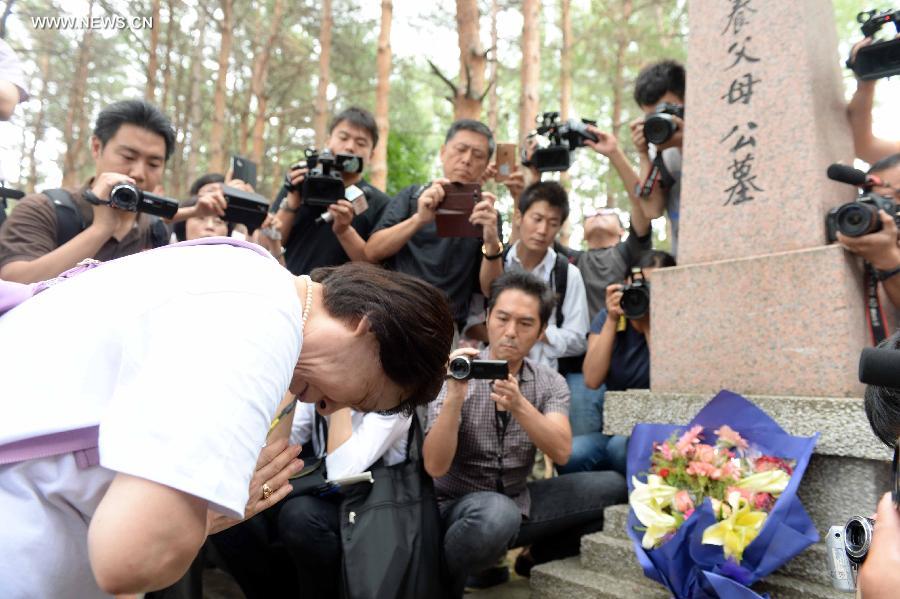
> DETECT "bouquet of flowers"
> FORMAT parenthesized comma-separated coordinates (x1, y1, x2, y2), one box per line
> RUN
(626, 391, 819, 598)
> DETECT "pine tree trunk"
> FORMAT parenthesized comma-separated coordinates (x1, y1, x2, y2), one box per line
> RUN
(250, 0, 284, 167)
(62, 1, 93, 187)
(145, 0, 161, 101)
(519, 0, 540, 145)
(185, 10, 207, 188)
(487, 0, 499, 133)
(26, 52, 50, 193)
(209, 0, 234, 174)
(607, 0, 631, 208)
(169, 34, 191, 198)
(159, 0, 177, 112)
(454, 0, 485, 120)
(313, 0, 333, 148)
(369, 0, 392, 191)
(558, 0, 572, 246)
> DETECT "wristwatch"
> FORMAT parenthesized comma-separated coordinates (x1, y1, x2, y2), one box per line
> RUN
(482, 241, 504, 260)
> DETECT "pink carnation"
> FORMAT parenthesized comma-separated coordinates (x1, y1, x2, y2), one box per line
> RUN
(674, 490, 694, 514)
(714, 425, 749, 450)
(754, 492, 774, 511)
(719, 460, 741, 481)
(755, 455, 794, 475)
(659, 442, 674, 461)
(686, 461, 718, 478)
(676, 425, 704, 457)
(693, 444, 718, 465)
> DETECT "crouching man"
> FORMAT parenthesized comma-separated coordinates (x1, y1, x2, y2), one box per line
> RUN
(423, 271, 627, 596)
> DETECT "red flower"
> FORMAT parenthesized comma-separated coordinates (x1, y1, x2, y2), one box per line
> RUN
(659, 468, 670, 478)
(755, 456, 794, 475)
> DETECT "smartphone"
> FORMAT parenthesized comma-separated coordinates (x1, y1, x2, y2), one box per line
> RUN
(494, 143, 517, 181)
(435, 182, 482, 238)
(230, 154, 258, 189)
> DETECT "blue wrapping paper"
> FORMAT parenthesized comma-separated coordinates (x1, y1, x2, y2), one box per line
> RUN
(625, 390, 820, 598)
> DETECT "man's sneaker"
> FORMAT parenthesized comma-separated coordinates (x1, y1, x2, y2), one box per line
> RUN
(514, 547, 536, 578)
(465, 565, 510, 589)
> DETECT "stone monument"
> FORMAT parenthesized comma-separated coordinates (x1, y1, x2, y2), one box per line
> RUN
(531, 1, 891, 597)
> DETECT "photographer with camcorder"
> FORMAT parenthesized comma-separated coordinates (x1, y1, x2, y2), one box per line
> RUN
(564, 251, 676, 476)
(629, 60, 685, 255)
(272, 107, 390, 275)
(423, 271, 626, 595)
(846, 8, 900, 164)
(821, 333, 900, 596)
(365, 119, 503, 331)
(0, 38, 29, 231)
(0, 99, 181, 283)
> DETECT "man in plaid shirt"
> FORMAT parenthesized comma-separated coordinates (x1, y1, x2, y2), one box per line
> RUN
(424, 271, 627, 596)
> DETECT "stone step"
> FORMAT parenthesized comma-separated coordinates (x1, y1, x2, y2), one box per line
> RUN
(530, 556, 669, 599)
(602, 504, 832, 586)
(578, 531, 843, 598)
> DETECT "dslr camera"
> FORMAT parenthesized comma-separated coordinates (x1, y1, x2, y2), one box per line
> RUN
(448, 356, 509, 381)
(522, 111, 598, 172)
(106, 183, 179, 219)
(849, 8, 900, 80)
(620, 269, 650, 320)
(826, 192, 899, 242)
(643, 102, 685, 146)
(284, 148, 363, 208)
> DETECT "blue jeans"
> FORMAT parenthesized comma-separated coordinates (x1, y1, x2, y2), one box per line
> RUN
(557, 432, 628, 476)
(566, 373, 605, 436)
(440, 471, 627, 597)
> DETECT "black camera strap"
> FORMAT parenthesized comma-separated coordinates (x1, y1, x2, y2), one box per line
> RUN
(865, 262, 889, 345)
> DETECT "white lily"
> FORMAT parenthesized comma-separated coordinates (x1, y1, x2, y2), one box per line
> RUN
(734, 469, 790, 494)
(630, 475, 679, 549)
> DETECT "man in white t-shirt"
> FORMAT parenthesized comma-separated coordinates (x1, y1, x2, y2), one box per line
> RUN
(0, 242, 454, 597)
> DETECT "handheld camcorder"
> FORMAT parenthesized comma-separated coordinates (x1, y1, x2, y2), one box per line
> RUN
(284, 149, 364, 208)
(643, 102, 685, 146)
(522, 112, 598, 173)
(620, 269, 650, 320)
(850, 8, 900, 80)
(221, 185, 270, 231)
(106, 183, 179, 219)
(825, 164, 900, 242)
(448, 356, 509, 381)
(825, 347, 900, 592)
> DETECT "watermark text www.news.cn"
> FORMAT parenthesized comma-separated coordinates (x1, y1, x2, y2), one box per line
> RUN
(31, 15, 153, 30)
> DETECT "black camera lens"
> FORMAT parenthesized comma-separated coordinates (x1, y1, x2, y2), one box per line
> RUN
(109, 183, 141, 212)
(644, 114, 678, 145)
(620, 285, 650, 320)
(835, 202, 881, 237)
(844, 516, 875, 563)
(448, 356, 472, 380)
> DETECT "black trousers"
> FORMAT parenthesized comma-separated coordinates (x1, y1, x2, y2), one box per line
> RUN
(210, 492, 343, 599)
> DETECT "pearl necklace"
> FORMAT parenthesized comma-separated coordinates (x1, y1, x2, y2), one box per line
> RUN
(299, 274, 313, 330)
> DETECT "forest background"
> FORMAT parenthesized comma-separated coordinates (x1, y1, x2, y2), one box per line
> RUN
(0, 0, 896, 249)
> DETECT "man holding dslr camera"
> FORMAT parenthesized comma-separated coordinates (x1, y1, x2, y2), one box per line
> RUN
(365, 119, 503, 331)
(0, 99, 179, 283)
(273, 106, 391, 274)
(423, 271, 626, 595)
(629, 60, 685, 255)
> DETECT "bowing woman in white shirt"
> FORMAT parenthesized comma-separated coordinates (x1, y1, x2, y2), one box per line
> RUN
(0, 255, 453, 599)
(212, 403, 411, 597)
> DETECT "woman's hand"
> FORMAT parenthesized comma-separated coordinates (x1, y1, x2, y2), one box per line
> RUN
(206, 438, 302, 535)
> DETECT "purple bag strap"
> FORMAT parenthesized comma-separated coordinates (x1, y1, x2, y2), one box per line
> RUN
(0, 236, 274, 466)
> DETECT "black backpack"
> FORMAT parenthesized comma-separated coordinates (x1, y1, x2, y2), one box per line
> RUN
(42, 188, 169, 249)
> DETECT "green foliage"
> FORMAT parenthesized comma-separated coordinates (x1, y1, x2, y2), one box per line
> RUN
(384, 128, 431, 196)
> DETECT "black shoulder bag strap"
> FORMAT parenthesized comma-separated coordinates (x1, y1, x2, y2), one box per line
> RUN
(865, 262, 889, 345)
(43, 188, 85, 247)
(552, 252, 569, 328)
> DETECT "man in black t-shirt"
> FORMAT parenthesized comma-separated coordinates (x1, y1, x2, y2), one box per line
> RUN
(365, 120, 503, 329)
(272, 107, 390, 275)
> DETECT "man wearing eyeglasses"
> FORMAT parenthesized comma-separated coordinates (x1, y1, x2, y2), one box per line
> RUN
(836, 154, 900, 312)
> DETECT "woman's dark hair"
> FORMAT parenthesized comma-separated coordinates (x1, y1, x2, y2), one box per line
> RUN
(865, 332, 900, 447)
(869, 152, 900, 175)
(93, 99, 176, 160)
(444, 119, 495, 158)
(310, 263, 455, 415)
(518, 181, 570, 224)
(487, 271, 556, 330)
(639, 250, 677, 269)
(329, 106, 379, 149)
(172, 195, 234, 241)
(634, 60, 686, 107)
(189, 172, 225, 196)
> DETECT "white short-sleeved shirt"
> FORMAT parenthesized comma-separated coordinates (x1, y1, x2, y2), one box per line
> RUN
(290, 402, 410, 479)
(0, 243, 302, 597)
